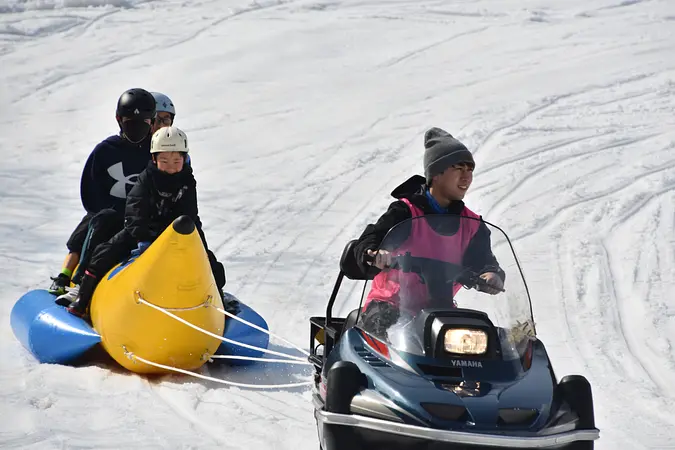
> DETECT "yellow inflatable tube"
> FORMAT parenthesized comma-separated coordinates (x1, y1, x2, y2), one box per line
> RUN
(89, 216, 225, 374)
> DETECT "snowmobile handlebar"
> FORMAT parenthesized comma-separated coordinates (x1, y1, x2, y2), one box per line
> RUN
(366, 250, 504, 293)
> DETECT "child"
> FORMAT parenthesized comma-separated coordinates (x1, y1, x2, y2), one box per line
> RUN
(49, 88, 157, 296)
(66, 126, 226, 318)
(352, 127, 504, 334)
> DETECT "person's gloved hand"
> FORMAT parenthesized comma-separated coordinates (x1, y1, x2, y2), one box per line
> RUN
(477, 272, 504, 295)
(366, 249, 392, 270)
(130, 241, 151, 257)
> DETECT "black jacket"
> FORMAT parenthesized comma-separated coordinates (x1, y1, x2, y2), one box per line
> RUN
(80, 134, 152, 216)
(124, 162, 208, 247)
(353, 175, 503, 281)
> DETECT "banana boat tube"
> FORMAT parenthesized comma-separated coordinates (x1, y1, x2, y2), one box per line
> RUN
(11, 216, 269, 373)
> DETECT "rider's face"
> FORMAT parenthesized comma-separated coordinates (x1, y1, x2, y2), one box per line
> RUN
(155, 151, 185, 174)
(435, 163, 473, 201)
(152, 112, 174, 133)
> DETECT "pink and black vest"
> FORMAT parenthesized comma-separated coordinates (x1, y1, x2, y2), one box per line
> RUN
(365, 199, 481, 313)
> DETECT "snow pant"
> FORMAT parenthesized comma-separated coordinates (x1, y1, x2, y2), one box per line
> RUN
(357, 301, 400, 339)
(208, 251, 226, 290)
(88, 229, 226, 291)
(71, 209, 124, 284)
(87, 229, 137, 280)
(66, 212, 95, 253)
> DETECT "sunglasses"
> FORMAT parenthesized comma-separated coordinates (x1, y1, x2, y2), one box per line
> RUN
(155, 115, 173, 126)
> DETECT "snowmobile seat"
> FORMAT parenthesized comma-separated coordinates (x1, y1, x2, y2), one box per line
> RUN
(343, 308, 359, 332)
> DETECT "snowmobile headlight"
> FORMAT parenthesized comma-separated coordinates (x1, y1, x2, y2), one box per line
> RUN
(444, 328, 488, 355)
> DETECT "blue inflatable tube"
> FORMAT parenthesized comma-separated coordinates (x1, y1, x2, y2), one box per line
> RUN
(10, 289, 101, 364)
(215, 293, 270, 366)
(11, 290, 269, 367)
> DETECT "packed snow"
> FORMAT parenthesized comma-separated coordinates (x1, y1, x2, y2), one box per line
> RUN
(1, 0, 675, 448)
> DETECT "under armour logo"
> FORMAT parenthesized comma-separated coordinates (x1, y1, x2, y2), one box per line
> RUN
(107, 162, 139, 199)
(162, 102, 168, 108)
(134, 108, 140, 115)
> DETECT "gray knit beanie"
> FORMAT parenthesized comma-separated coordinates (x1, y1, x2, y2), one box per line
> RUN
(423, 127, 474, 183)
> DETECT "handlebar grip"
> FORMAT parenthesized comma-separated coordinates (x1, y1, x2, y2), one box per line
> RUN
(475, 277, 505, 293)
(364, 250, 402, 270)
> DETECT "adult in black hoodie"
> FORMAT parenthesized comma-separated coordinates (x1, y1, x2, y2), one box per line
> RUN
(49, 88, 157, 295)
(354, 128, 504, 335)
(65, 127, 225, 318)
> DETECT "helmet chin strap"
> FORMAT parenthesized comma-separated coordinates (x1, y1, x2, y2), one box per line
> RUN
(123, 132, 146, 144)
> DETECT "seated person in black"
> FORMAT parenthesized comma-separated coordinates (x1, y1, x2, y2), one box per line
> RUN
(49, 88, 157, 296)
(65, 126, 226, 318)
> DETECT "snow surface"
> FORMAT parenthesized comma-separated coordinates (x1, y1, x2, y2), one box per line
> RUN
(1, 0, 675, 448)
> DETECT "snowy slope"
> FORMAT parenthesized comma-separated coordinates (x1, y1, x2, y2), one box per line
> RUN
(1, 0, 675, 448)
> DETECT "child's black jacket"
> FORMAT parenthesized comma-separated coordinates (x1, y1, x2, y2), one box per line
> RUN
(124, 162, 207, 246)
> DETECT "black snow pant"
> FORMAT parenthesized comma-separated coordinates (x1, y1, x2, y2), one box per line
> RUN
(357, 301, 400, 339)
(66, 212, 95, 253)
(87, 229, 137, 280)
(88, 229, 226, 292)
(208, 251, 226, 290)
(71, 209, 124, 284)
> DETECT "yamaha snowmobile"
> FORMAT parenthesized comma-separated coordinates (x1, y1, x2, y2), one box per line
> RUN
(308, 215, 600, 449)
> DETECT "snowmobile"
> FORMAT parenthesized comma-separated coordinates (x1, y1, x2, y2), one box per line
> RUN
(308, 215, 600, 449)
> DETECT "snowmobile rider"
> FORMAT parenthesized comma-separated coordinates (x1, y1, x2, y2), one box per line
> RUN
(49, 90, 177, 299)
(353, 127, 505, 334)
(65, 126, 226, 318)
(151, 91, 176, 134)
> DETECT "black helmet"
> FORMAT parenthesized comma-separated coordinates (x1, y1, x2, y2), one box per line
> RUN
(116, 88, 156, 120)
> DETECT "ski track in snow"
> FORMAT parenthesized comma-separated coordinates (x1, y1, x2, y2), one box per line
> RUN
(2, 0, 675, 448)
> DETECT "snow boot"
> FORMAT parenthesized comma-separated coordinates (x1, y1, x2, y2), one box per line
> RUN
(48, 273, 71, 296)
(67, 272, 98, 319)
(55, 284, 80, 307)
(220, 290, 240, 315)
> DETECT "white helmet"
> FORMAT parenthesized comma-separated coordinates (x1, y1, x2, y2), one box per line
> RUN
(151, 126, 189, 154)
(151, 92, 176, 116)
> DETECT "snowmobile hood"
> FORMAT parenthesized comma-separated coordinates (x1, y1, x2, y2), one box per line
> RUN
(333, 329, 553, 432)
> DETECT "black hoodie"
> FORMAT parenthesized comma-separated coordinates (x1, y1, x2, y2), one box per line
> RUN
(352, 175, 503, 280)
(80, 134, 152, 216)
(123, 161, 207, 247)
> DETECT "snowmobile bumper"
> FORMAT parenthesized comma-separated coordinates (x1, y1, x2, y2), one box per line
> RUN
(315, 402, 599, 449)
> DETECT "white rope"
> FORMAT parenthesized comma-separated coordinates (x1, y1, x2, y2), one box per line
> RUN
(213, 305, 310, 357)
(127, 352, 313, 389)
(161, 300, 212, 311)
(136, 297, 306, 363)
(209, 354, 313, 365)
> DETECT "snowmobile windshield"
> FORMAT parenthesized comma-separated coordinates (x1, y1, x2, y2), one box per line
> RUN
(356, 215, 535, 363)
